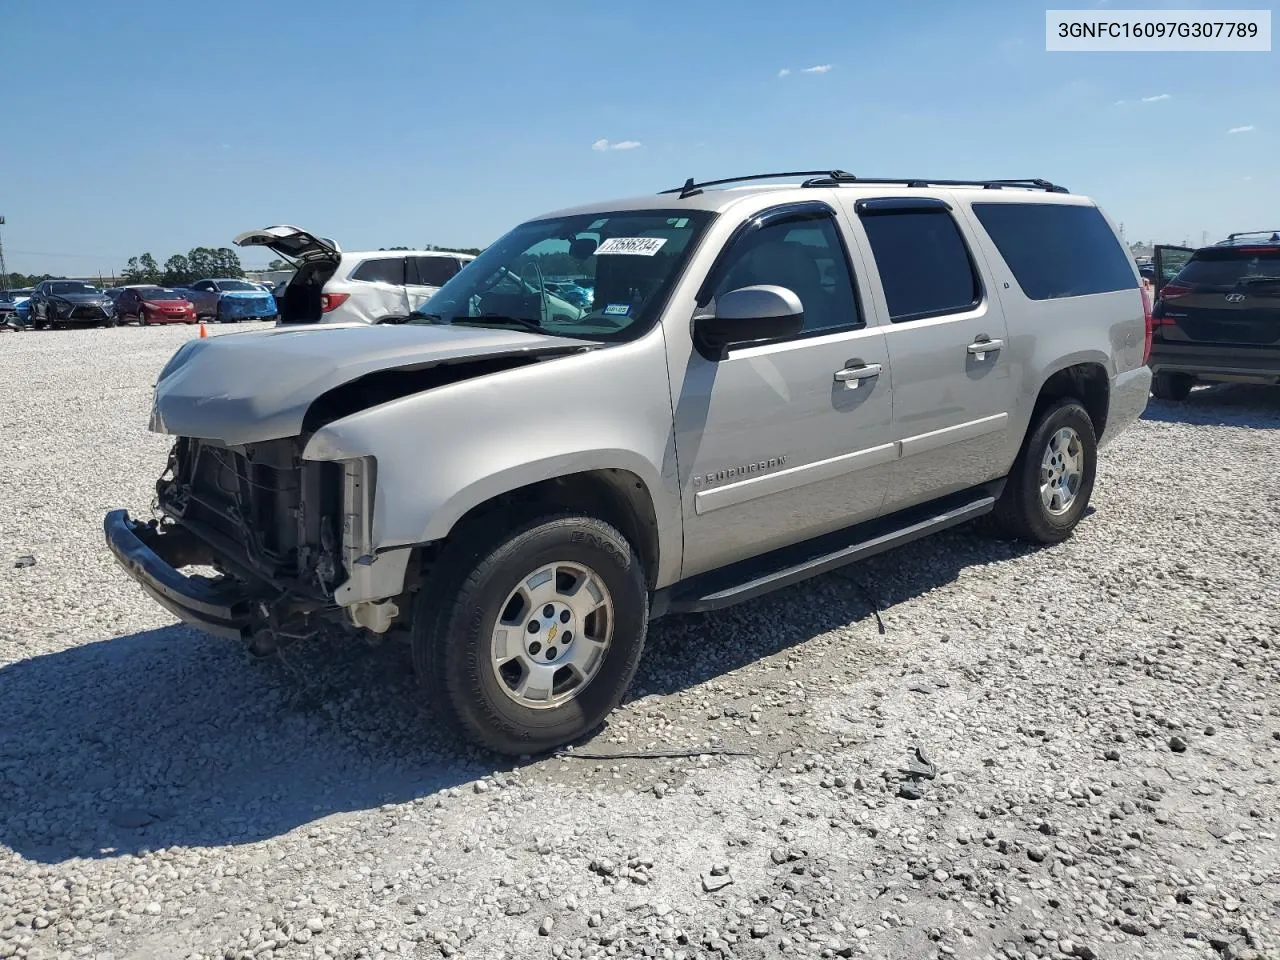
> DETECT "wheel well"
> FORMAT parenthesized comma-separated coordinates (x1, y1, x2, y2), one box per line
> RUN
(1033, 363, 1109, 438)
(429, 470, 662, 589)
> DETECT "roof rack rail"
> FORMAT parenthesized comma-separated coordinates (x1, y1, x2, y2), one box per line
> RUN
(1220, 229, 1280, 244)
(660, 172, 1070, 198)
(800, 174, 1069, 193)
(660, 171, 855, 199)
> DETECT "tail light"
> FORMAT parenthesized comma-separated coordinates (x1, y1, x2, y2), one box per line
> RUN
(1140, 282, 1154, 364)
(320, 292, 350, 313)
(1158, 281, 1192, 300)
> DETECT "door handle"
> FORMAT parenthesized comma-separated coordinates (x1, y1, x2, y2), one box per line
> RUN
(834, 362, 882, 385)
(967, 337, 1004, 357)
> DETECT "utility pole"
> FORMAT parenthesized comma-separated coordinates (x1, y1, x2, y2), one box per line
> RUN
(0, 215, 8, 292)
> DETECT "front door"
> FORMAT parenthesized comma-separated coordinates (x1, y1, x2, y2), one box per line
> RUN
(405, 255, 461, 314)
(1153, 244, 1195, 297)
(846, 196, 1015, 510)
(673, 202, 896, 579)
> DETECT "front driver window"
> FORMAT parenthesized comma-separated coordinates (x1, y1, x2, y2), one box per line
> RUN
(712, 214, 862, 334)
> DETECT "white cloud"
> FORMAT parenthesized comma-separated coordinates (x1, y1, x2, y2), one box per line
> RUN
(592, 138, 642, 152)
(1244, 175, 1254, 180)
(801, 64, 833, 74)
(777, 68, 791, 78)
(1113, 99, 1127, 106)
(1140, 93, 1171, 102)
(1228, 125, 1256, 134)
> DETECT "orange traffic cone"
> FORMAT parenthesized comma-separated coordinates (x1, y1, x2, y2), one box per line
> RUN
(198, 322, 207, 339)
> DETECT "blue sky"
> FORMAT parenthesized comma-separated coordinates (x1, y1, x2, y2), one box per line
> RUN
(3, 0, 1276, 276)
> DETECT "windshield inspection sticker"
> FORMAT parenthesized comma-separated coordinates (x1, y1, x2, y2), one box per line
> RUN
(595, 237, 668, 256)
(603, 303, 631, 316)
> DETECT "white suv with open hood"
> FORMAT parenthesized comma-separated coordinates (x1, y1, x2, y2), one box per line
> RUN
(234, 226, 476, 325)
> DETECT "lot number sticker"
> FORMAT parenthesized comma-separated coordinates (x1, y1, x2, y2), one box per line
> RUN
(595, 237, 668, 256)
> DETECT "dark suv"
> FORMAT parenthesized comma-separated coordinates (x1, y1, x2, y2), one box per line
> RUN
(1149, 232, 1280, 400)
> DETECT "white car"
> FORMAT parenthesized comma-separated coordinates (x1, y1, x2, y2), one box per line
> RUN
(233, 226, 475, 325)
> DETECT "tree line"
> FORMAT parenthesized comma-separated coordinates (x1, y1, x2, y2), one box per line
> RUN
(122, 246, 246, 286)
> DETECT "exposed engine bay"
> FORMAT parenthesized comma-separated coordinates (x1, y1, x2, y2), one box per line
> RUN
(148, 435, 348, 652)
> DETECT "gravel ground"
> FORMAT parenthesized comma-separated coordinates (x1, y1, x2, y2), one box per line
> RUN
(1, 323, 1278, 960)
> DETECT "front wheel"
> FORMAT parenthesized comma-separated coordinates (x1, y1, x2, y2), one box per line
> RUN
(1151, 371, 1194, 401)
(990, 398, 1097, 545)
(412, 513, 649, 756)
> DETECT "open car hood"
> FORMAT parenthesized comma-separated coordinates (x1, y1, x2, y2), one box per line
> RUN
(233, 225, 342, 265)
(150, 322, 594, 445)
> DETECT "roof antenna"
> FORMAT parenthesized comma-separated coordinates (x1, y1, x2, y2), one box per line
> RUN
(678, 178, 702, 199)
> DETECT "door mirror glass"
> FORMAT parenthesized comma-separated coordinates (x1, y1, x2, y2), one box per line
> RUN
(696, 284, 804, 353)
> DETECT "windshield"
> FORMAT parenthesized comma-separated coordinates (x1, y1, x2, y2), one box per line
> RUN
(408, 210, 714, 341)
(49, 281, 100, 295)
(1180, 249, 1280, 286)
(216, 279, 261, 291)
(138, 288, 188, 301)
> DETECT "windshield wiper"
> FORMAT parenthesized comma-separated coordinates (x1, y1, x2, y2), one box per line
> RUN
(451, 315, 546, 334)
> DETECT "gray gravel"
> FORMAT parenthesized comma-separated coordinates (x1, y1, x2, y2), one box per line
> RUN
(2, 324, 1278, 960)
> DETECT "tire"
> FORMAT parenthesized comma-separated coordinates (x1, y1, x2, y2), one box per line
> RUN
(990, 398, 1097, 545)
(138, 309, 149, 326)
(412, 513, 649, 756)
(1151, 371, 1193, 401)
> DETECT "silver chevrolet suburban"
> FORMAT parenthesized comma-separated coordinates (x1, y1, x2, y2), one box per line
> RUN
(105, 171, 1152, 755)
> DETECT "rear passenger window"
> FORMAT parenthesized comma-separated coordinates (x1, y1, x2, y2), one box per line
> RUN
(859, 209, 981, 322)
(352, 258, 406, 285)
(410, 256, 459, 287)
(971, 203, 1136, 300)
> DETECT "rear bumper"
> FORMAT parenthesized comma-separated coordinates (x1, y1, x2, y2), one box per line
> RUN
(103, 509, 257, 640)
(1149, 343, 1280, 381)
(1101, 366, 1151, 447)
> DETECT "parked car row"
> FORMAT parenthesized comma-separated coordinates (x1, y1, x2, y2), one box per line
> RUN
(3, 278, 281, 330)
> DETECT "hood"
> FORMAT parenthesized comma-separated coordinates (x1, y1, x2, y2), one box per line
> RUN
(51, 292, 110, 304)
(233, 225, 341, 265)
(150, 322, 595, 445)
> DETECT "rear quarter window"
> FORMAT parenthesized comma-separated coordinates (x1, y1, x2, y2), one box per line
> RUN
(971, 202, 1136, 300)
(351, 258, 407, 285)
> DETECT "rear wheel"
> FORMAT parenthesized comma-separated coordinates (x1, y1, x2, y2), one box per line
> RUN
(412, 513, 649, 756)
(1151, 371, 1194, 401)
(990, 398, 1097, 545)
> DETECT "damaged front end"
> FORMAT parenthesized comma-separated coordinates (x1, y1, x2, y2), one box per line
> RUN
(104, 435, 383, 653)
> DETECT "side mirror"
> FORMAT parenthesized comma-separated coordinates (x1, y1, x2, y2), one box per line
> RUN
(695, 285, 803, 354)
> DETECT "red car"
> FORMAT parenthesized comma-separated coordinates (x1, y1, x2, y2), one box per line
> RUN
(116, 286, 198, 325)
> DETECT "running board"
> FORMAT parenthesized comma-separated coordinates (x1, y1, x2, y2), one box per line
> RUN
(653, 490, 997, 618)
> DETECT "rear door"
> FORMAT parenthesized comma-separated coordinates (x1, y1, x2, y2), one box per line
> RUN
(405, 255, 461, 313)
(1155, 245, 1280, 347)
(845, 196, 1014, 512)
(346, 256, 411, 322)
